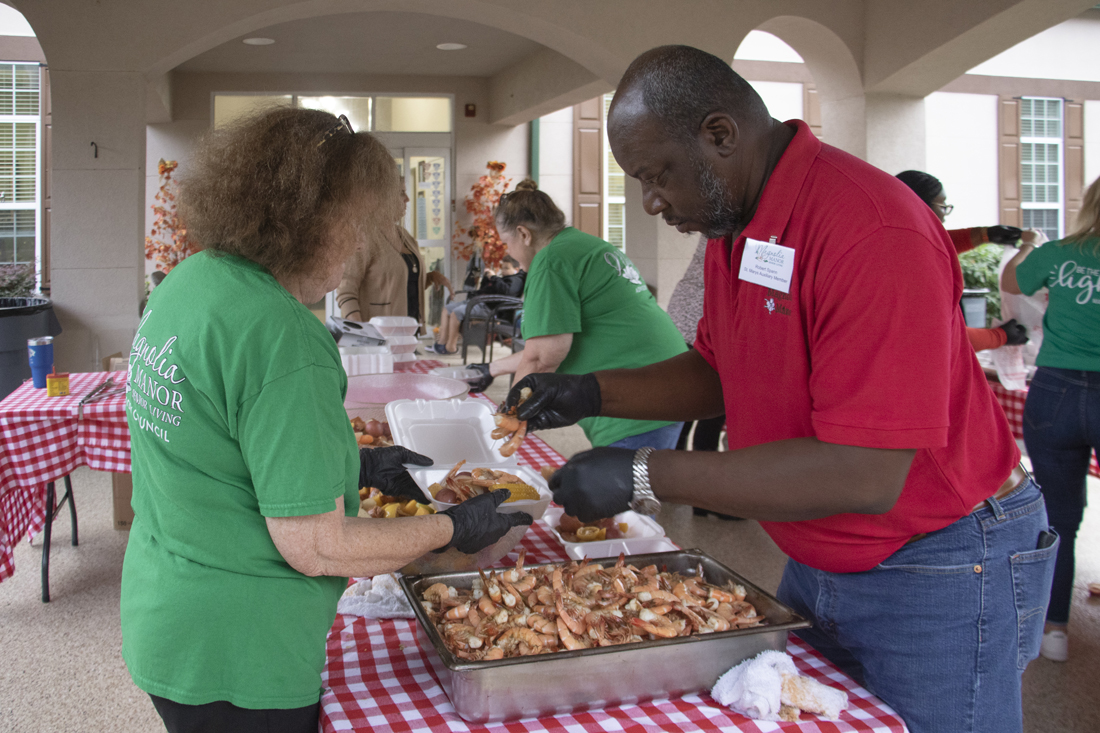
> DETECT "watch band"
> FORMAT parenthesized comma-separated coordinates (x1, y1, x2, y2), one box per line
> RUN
(631, 446, 661, 515)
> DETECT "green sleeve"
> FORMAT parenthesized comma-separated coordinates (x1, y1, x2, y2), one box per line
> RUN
(522, 262, 582, 338)
(238, 364, 355, 517)
(1015, 245, 1053, 296)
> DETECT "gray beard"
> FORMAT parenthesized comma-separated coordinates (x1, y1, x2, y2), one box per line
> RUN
(693, 155, 744, 238)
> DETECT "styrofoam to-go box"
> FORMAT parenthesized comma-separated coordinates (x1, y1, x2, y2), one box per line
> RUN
(386, 398, 550, 523)
(370, 316, 419, 339)
(338, 345, 394, 376)
(386, 334, 420, 354)
(541, 506, 669, 560)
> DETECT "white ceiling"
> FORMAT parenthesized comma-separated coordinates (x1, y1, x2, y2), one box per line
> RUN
(176, 11, 543, 77)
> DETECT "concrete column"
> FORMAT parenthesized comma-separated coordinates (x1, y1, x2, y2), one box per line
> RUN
(49, 71, 146, 372)
(623, 176, 697, 308)
(865, 92, 927, 175)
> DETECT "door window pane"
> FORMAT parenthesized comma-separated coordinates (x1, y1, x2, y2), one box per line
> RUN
(213, 95, 292, 128)
(374, 97, 451, 132)
(410, 156, 446, 240)
(299, 96, 372, 133)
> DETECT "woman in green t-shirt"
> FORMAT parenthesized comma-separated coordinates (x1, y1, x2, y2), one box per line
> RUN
(1002, 175, 1100, 663)
(478, 179, 687, 449)
(122, 108, 529, 733)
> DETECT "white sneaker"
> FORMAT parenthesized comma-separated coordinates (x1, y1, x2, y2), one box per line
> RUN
(1040, 630, 1068, 662)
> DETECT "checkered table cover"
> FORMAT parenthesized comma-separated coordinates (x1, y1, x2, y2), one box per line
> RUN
(988, 379, 1100, 478)
(319, 425, 908, 733)
(0, 371, 130, 582)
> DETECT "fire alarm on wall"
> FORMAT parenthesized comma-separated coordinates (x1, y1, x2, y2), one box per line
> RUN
(464, 103, 476, 117)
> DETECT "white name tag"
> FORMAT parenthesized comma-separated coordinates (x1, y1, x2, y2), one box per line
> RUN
(738, 238, 795, 293)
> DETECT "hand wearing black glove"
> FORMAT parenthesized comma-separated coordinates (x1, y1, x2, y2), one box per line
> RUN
(359, 446, 434, 502)
(434, 490, 533, 554)
(504, 372, 602, 432)
(987, 225, 1023, 246)
(999, 318, 1028, 346)
(549, 447, 635, 522)
(466, 363, 494, 394)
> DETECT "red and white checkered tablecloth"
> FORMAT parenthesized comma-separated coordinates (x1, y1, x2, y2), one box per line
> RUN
(0, 371, 130, 582)
(988, 379, 1100, 478)
(319, 430, 908, 733)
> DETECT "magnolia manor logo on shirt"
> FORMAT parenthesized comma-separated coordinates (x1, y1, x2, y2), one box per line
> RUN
(126, 309, 187, 444)
(604, 251, 648, 293)
(764, 288, 792, 316)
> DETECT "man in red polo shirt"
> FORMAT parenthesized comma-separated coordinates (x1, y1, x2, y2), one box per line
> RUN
(506, 46, 1056, 733)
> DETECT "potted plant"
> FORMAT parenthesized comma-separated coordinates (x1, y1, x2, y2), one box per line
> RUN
(145, 159, 196, 276)
(452, 161, 512, 274)
(0, 262, 61, 400)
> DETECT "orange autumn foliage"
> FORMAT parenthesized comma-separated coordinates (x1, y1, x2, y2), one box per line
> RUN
(144, 159, 197, 274)
(452, 160, 512, 269)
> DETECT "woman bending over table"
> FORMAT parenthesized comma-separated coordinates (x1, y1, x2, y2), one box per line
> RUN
(120, 107, 529, 733)
(475, 179, 688, 450)
(1002, 174, 1100, 663)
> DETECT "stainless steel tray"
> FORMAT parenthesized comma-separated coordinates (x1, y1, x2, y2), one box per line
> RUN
(399, 549, 811, 723)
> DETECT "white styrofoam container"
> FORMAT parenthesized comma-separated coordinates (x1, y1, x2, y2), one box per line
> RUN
(386, 334, 420, 354)
(338, 345, 394, 376)
(386, 398, 509, 465)
(541, 506, 667, 560)
(430, 366, 484, 382)
(370, 315, 419, 338)
(410, 463, 552, 523)
(392, 352, 418, 363)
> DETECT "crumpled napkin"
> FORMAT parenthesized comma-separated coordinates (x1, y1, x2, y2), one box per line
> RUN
(337, 573, 415, 619)
(712, 650, 848, 722)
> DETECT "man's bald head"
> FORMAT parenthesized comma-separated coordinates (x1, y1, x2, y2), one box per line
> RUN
(609, 45, 771, 143)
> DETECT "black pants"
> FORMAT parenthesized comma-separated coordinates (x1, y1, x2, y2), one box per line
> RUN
(150, 695, 320, 733)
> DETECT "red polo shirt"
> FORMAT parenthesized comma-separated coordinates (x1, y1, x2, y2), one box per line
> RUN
(694, 120, 1019, 573)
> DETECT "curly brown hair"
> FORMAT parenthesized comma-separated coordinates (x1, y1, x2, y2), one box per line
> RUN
(178, 106, 400, 279)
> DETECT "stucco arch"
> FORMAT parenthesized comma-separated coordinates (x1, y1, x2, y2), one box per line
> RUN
(754, 15, 866, 157)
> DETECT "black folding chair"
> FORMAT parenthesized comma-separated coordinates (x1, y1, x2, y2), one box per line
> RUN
(459, 295, 523, 365)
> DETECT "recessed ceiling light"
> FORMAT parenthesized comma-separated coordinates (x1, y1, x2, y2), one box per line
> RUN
(243, 37, 275, 46)
(436, 43, 467, 51)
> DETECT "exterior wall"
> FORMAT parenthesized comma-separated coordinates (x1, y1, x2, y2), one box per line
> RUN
(925, 92, 1000, 229)
(967, 11, 1100, 83)
(1086, 100, 1100, 189)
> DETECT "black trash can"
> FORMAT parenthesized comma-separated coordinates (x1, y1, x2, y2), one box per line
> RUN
(0, 297, 62, 401)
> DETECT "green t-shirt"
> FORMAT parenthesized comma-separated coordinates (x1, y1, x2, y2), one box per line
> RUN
(1015, 237, 1100, 371)
(521, 228, 688, 446)
(120, 252, 360, 709)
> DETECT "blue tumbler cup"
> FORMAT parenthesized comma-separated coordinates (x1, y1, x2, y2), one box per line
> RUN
(27, 336, 54, 389)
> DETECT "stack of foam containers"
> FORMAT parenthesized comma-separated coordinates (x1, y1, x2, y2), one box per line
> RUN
(370, 316, 420, 363)
(338, 344, 393, 376)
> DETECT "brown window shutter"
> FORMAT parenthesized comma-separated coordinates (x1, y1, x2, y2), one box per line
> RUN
(574, 97, 602, 237)
(1064, 99, 1084, 231)
(999, 96, 1021, 227)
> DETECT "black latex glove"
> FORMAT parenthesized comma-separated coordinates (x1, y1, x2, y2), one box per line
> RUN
(504, 372, 602, 432)
(466, 363, 494, 394)
(999, 319, 1029, 346)
(549, 447, 635, 522)
(434, 490, 533, 554)
(987, 225, 1023, 246)
(359, 446, 433, 502)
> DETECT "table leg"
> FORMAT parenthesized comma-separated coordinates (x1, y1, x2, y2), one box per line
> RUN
(41, 481, 55, 603)
(64, 474, 78, 546)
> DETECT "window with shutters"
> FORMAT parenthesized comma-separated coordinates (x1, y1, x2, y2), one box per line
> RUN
(0, 62, 40, 272)
(602, 93, 626, 252)
(1020, 97, 1063, 240)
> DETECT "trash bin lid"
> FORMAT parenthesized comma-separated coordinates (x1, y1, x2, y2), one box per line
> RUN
(0, 297, 51, 317)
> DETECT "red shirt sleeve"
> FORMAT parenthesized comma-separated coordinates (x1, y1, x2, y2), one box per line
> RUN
(966, 326, 1006, 352)
(808, 227, 958, 449)
(948, 227, 983, 254)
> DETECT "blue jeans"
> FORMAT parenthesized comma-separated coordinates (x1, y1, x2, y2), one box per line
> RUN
(1023, 366, 1100, 625)
(778, 479, 1056, 733)
(608, 422, 684, 450)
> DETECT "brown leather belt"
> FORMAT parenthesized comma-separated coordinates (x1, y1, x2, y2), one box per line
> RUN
(904, 464, 1029, 545)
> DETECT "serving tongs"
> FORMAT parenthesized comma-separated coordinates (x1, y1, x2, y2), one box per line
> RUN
(76, 376, 125, 418)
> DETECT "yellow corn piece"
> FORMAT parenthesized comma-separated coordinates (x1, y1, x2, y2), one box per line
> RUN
(490, 482, 541, 502)
(428, 482, 443, 498)
(414, 504, 434, 516)
(618, 522, 629, 534)
(382, 502, 401, 518)
(361, 497, 377, 510)
(359, 487, 369, 499)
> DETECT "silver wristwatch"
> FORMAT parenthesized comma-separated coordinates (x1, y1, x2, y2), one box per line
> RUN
(630, 446, 661, 516)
